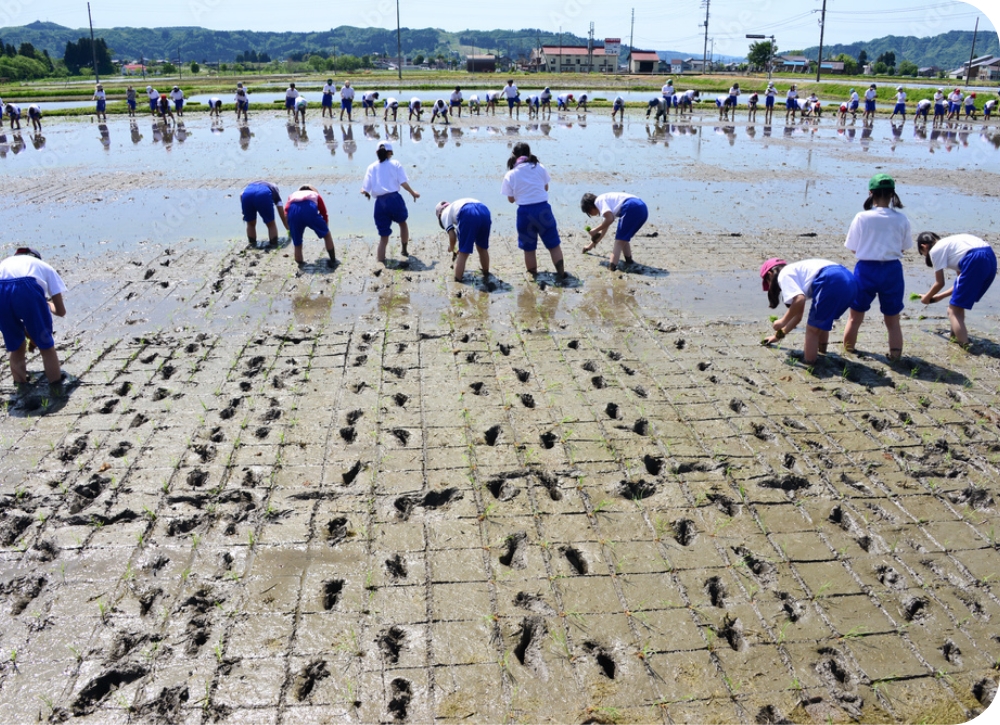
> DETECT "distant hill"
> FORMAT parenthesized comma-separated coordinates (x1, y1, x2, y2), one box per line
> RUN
(802, 29, 999, 70)
(0, 22, 592, 62)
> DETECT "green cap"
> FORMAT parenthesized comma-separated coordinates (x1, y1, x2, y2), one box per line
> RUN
(868, 173, 895, 191)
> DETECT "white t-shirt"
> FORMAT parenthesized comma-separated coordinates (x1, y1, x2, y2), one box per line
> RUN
(363, 92, 377, 103)
(949, 91, 962, 104)
(234, 88, 248, 103)
(595, 193, 636, 218)
(170, 89, 184, 101)
(502, 84, 519, 99)
(540, 90, 551, 102)
(501, 161, 550, 205)
(341, 86, 355, 100)
(896, 91, 906, 103)
(409, 97, 421, 110)
(362, 158, 408, 196)
(295, 97, 307, 109)
(450, 91, 462, 103)
(729, 86, 740, 97)
(787, 89, 798, 100)
(766, 87, 777, 98)
(934, 91, 944, 103)
(285, 88, 300, 100)
(440, 199, 478, 231)
(323, 82, 337, 95)
(916, 99, 931, 111)
(385, 97, 398, 108)
(777, 259, 837, 303)
(557, 94, 571, 105)
(468, 94, 480, 104)
(850, 91, 859, 102)
(0, 255, 67, 298)
(578, 93, 589, 102)
(432, 100, 447, 111)
(486, 91, 501, 102)
(844, 207, 913, 261)
(209, 97, 221, 107)
(94, 90, 106, 101)
(986, 100, 997, 111)
(928, 234, 990, 272)
(865, 88, 876, 101)
(147, 88, 159, 100)
(528, 95, 540, 106)
(662, 83, 673, 95)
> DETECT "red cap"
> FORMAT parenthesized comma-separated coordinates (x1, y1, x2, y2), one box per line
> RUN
(760, 258, 786, 290)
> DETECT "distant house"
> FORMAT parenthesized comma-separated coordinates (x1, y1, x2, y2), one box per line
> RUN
(670, 58, 685, 74)
(121, 63, 147, 76)
(628, 50, 660, 74)
(684, 57, 708, 72)
(529, 46, 616, 73)
(965, 54, 1000, 81)
(917, 66, 941, 77)
(817, 60, 845, 74)
(466, 54, 497, 73)
(776, 55, 810, 73)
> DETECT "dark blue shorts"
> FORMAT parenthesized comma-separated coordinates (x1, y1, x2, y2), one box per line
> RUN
(917, 106, 929, 118)
(241, 183, 277, 225)
(287, 200, 329, 247)
(615, 198, 648, 242)
(934, 103, 945, 115)
(127, 99, 136, 110)
(374, 191, 408, 237)
(285, 97, 295, 109)
(965, 104, 975, 114)
(948, 102, 959, 113)
(865, 100, 876, 112)
(0, 277, 55, 352)
(765, 96, 775, 108)
(516, 201, 561, 252)
(363, 99, 375, 109)
(893, 103, 906, 114)
(450, 101, 462, 107)
(507, 97, 517, 108)
(852, 259, 905, 316)
(849, 100, 859, 111)
(96, 100, 106, 113)
(663, 95, 673, 107)
(238, 100, 249, 111)
(455, 203, 491, 254)
(725, 96, 737, 107)
(952, 247, 997, 310)
(807, 265, 857, 332)
(322, 94, 333, 108)
(613, 101, 624, 110)
(786, 99, 797, 109)
(174, 100, 184, 112)
(341, 99, 353, 111)
(149, 98, 158, 111)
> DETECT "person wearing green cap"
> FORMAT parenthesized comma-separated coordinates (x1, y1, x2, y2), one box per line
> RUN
(842, 174, 912, 361)
(322, 79, 336, 118)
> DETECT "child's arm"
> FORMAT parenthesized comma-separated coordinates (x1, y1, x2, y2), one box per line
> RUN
(763, 295, 805, 345)
(276, 205, 289, 230)
(589, 211, 615, 243)
(49, 292, 66, 317)
(447, 229, 458, 254)
(400, 182, 419, 201)
(921, 269, 952, 304)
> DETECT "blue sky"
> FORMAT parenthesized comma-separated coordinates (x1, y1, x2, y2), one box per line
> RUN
(9, 0, 999, 57)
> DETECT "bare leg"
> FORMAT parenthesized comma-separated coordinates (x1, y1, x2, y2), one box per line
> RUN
(524, 250, 538, 276)
(454, 252, 469, 280)
(843, 309, 865, 352)
(323, 233, 336, 267)
(802, 325, 822, 365)
(817, 329, 830, 354)
(398, 221, 409, 256)
(477, 246, 490, 278)
(884, 314, 903, 360)
(377, 236, 390, 263)
(41, 347, 62, 383)
(609, 239, 631, 268)
(246, 221, 258, 245)
(549, 246, 565, 279)
(293, 245, 304, 264)
(9, 340, 29, 383)
(264, 221, 279, 244)
(947, 305, 969, 346)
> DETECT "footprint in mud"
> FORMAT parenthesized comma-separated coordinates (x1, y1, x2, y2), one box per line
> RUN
(483, 425, 501, 446)
(109, 441, 132, 458)
(674, 338, 686, 350)
(342, 461, 364, 485)
(486, 476, 521, 502)
(322, 580, 345, 610)
(567, 340, 580, 350)
(346, 410, 363, 425)
(129, 413, 148, 429)
(539, 431, 558, 449)
(99, 398, 119, 414)
(519, 393, 535, 408)
(560, 545, 588, 575)
(469, 382, 487, 396)
(390, 428, 411, 446)
(388, 678, 412, 721)
(605, 402, 621, 419)
(705, 576, 727, 608)
(514, 368, 531, 383)
(617, 479, 656, 500)
(378, 626, 406, 664)
(591, 375, 606, 389)
(498, 343, 512, 356)
(632, 418, 649, 435)
(340, 427, 357, 443)
(606, 349, 622, 361)
(632, 385, 648, 398)
(697, 361, 712, 372)
(186, 469, 209, 487)
(393, 393, 409, 407)
(673, 519, 697, 546)
(386, 554, 408, 579)
(71, 664, 150, 716)
(642, 454, 663, 476)
(514, 592, 557, 616)
(499, 532, 528, 569)
(254, 426, 270, 439)
(582, 361, 598, 372)
(729, 398, 746, 414)
(59, 435, 88, 462)
(620, 364, 635, 376)
(292, 660, 330, 702)
(713, 615, 745, 651)
(514, 616, 547, 672)
(583, 641, 616, 679)
(326, 517, 350, 546)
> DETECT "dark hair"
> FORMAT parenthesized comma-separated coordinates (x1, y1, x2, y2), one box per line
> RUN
(917, 231, 940, 267)
(580, 193, 598, 214)
(863, 187, 904, 210)
(507, 142, 539, 170)
(377, 147, 392, 162)
(455, 86, 461, 92)
(766, 264, 786, 309)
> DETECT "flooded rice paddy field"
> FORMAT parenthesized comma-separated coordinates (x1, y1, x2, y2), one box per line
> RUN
(1, 111, 999, 724)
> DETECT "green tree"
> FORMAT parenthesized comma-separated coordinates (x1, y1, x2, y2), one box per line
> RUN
(308, 54, 326, 71)
(873, 61, 888, 74)
(162, 61, 177, 74)
(190, 61, 200, 74)
(857, 50, 868, 67)
(17, 42, 35, 58)
(413, 53, 424, 66)
(747, 40, 777, 70)
(835, 53, 858, 75)
(897, 60, 918, 76)
(876, 50, 895, 67)
(63, 37, 113, 75)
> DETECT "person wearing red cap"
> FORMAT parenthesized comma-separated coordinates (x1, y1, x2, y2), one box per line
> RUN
(947, 88, 963, 120)
(760, 258, 857, 365)
(0, 247, 68, 391)
(963, 92, 977, 121)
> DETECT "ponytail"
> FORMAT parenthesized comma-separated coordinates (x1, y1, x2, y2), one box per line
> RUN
(377, 147, 391, 162)
(863, 188, 904, 210)
(766, 265, 786, 309)
(507, 142, 540, 170)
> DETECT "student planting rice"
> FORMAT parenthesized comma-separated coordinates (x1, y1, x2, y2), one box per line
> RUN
(294, 96, 307, 124)
(361, 91, 379, 117)
(611, 95, 625, 122)
(468, 94, 481, 115)
(146, 85, 159, 114)
(27, 105, 42, 132)
(848, 88, 860, 119)
(240, 180, 289, 248)
(449, 87, 463, 117)
(502, 80, 519, 117)
(864, 84, 877, 122)
(786, 84, 799, 121)
(526, 94, 541, 118)
(93, 84, 106, 122)
(430, 99, 450, 124)
(234, 83, 249, 121)
(890, 86, 907, 123)
(917, 232, 997, 349)
(408, 97, 423, 121)
(208, 98, 223, 118)
(361, 142, 421, 264)
(285, 83, 299, 117)
(285, 185, 337, 268)
(126, 85, 136, 117)
(580, 192, 649, 271)
(436, 199, 491, 282)
(340, 81, 355, 122)
(760, 258, 858, 365)
(384, 97, 399, 121)
(322, 79, 336, 118)
(576, 92, 589, 112)
(646, 97, 667, 122)
(764, 82, 777, 123)
(0, 247, 68, 392)
(540, 87, 552, 113)
(842, 174, 912, 361)
(170, 86, 185, 116)
(556, 93, 574, 111)
(501, 142, 566, 281)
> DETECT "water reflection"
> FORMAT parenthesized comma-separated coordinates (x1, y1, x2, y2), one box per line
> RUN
(130, 121, 143, 144)
(292, 292, 333, 325)
(30, 133, 45, 150)
(323, 124, 337, 155)
(98, 123, 110, 151)
(433, 127, 448, 148)
(239, 123, 253, 150)
(342, 125, 356, 158)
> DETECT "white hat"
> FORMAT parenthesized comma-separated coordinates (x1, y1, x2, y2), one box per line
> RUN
(435, 201, 449, 218)
(146, 85, 152, 91)
(378, 142, 393, 152)
(896, 85, 903, 90)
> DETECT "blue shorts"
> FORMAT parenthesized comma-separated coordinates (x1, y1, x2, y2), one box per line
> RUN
(852, 259, 905, 316)
(865, 100, 876, 112)
(0, 278, 55, 352)
(917, 106, 929, 117)
(341, 99, 353, 111)
(765, 96, 775, 108)
(241, 183, 277, 225)
(965, 104, 975, 114)
(516, 201, 561, 252)
(507, 97, 517, 108)
(725, 96, 737, 107)
(613, 101, 624, 110)
(285, 97, 295, 109)
(374, 191, 408, 237)
(934, 103, 945, 115)
(149, 99, 157, 111)
(287, 200, 329, 247)
(615, 198, 648, 242)
(455, 203, 491, 254)
(127, 99, 136, 110)
(849, 100, 859, 111)
(96, 100, 106, 113)
(663, 95, 673, 107)
(363, 99, 375, 109)
(987, 107, 994, 118)
(949, 102, 959, 113)
(786, 99, 796, 109)
(951, 247, 997, 310)
(450, 101, 462, 108)
(893, 103, 906, 114)
(174, 100, 184, 112)
(322, 94, 333, 108)
(238, 100, 249, 111)
(806, 265, 857, 332)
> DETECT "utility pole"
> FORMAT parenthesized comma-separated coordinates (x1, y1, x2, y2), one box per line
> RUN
(396, 0, 402, 82)
(700, 0, 710, 76)
(558, 27, 562, 74)
(178, 47, 182, 81)
(629, 9, 635, 76)
(588, 22, 594, 73)
(87, 2, 99, 82)
(816, 0, 827, 81)
(965, 17, 979, 88)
